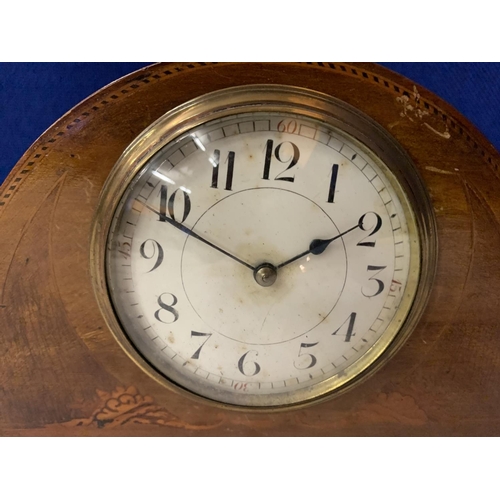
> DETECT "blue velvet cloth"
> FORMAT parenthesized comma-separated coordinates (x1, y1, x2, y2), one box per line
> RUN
(1, 63, 499, 184)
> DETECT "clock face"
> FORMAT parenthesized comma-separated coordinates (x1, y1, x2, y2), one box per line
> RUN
(96, 86, 433, 408)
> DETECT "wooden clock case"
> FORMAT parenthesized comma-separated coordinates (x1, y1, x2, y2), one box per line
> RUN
(1, 62, 499, 436)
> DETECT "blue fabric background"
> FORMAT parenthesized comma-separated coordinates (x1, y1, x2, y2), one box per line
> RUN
(0, 63, 499, 184)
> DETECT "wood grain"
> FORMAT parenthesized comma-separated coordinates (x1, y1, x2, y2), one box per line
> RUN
(1, 62, 499, 436)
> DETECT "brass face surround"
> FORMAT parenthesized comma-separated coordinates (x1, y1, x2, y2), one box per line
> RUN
(90, 84, 438, 410)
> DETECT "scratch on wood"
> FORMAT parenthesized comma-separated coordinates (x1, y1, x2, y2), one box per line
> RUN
(424, 122, 451, 139)
(1, 173, 67, 303)
(461, 179, 477, 292)
(388, 121, 401, 130)
(79, 328, 108, 344)
(355, 392, 428, 426)
(425, 166, 455, 175)
(209, 65, 233, 81)
(297, 392, 428, 429)
(465, 179, 500, 234)
(48, 176, 66, 308)
(406, 175, 474, 379)
(84, 177, 94, 204)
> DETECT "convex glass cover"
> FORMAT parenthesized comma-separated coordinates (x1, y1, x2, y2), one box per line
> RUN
(92, 85, 437, 408)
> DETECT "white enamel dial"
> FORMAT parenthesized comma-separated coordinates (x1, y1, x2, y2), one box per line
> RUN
(104, 102, 422, 408)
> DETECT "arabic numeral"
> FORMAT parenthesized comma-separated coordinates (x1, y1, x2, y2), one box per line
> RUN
(238, 350, 261, 377)
(190, 331, 212, 360)
(159, 185, 191, 223)
(294, 342, 319, 370)
(332, 312, 357, 342)
(139, 239, 164, 272)
(154, 293, 179, 324)
(117, 241, 131, 259)
(262, 140, 299, 182)
(277, 119, 298, 134)
(327, 163, 339, 203)
(362, 265, 387, 297)
(357, 212, 382, 247)
(210, 149, 235, 191)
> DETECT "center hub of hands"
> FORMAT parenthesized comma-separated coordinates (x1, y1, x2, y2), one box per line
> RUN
(254, 263, 278, 287)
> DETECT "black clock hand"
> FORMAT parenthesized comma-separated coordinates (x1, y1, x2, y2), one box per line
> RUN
(144, 204, 255, 271)
(276, 222, 361, 269)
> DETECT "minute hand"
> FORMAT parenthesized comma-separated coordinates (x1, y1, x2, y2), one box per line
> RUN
(144, 204, 255, 271)
(276, 222, 361, 269)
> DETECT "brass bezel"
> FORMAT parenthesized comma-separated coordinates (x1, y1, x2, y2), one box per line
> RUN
(90, 84, 438, 411)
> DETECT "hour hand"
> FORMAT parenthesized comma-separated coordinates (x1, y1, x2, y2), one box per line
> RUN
(277, 222, 361, 269)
